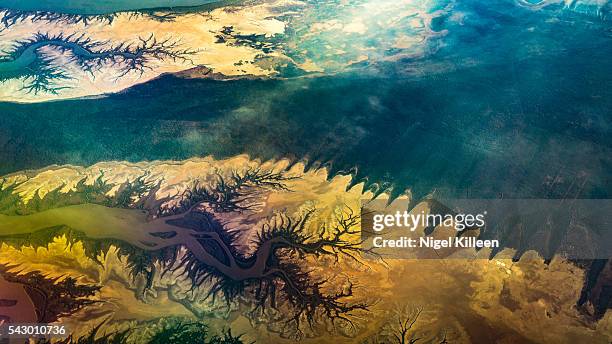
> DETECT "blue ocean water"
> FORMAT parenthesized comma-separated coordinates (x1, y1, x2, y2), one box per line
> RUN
(0, 0, 610, 200)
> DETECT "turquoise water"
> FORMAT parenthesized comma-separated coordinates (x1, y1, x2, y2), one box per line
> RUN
(0, 0, 610, 200)
(0, 0, 221, 14)
(0, 44, 40, 73)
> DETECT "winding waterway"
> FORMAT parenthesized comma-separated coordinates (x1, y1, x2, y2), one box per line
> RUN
(0, 40, 128, 74)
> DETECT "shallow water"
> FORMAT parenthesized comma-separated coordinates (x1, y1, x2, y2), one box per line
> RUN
(0, 0, 221, 15)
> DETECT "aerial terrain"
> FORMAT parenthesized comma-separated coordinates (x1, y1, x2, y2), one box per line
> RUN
(0, 0, 610, 343)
